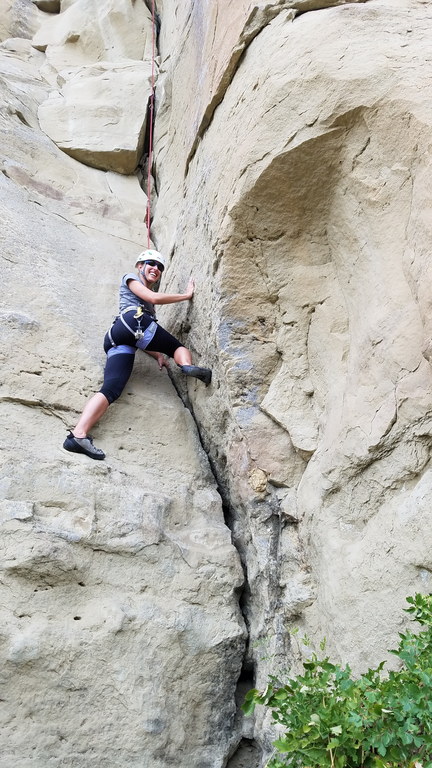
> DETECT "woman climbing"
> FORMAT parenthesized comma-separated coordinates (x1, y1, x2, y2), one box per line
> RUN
(63, 249, 212, 460)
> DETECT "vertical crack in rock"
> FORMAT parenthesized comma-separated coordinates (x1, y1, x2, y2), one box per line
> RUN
(184, 0, 368, 176)
(168, 375, 264, 766)
(137, 1, 161, 213)
(144, 4, 260, 760)
(185, 4, 296, 176)
(167, 378, 307, 765)
(137, 96, 159, 200)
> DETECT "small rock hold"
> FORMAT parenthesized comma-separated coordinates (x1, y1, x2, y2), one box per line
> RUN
(248, 467, 268, 494)
(0, 312, 39, 331)
(0, 500, 34, 523)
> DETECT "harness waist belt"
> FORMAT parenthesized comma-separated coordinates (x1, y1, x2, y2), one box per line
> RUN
(121, 305, 156, 317)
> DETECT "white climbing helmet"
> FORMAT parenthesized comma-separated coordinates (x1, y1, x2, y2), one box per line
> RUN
(135, 249, 166, 269)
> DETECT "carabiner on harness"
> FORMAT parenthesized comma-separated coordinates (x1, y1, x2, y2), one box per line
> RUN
(133, 306, 144, 339)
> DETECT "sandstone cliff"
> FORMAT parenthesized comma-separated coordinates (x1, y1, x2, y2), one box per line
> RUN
(1, 0, 431, 766)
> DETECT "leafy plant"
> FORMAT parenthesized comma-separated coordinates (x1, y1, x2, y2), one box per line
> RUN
(242, 594, 432, 768)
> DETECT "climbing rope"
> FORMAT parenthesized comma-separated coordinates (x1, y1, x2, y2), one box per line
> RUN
(146, 0, 156, 247)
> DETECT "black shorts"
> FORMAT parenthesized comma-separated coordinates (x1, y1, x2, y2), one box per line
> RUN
(99, 313, 184, 404)
(105, 312, 183, 358)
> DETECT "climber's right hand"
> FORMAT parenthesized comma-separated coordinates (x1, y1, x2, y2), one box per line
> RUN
(185, 278, 195, 300)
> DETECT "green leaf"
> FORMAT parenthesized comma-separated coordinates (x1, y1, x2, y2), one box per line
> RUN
(273, 738, 291, 753)
(330, 725, 343, 735)
(273, 690, 288, 702)
(241, 698, 257, 717)
(241, 689, 260, 716)
(327, 739, 340, 750)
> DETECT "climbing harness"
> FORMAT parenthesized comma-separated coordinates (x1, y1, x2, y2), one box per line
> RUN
(120, 305, 147, 339)
(146, 0, 156, 248)
(107, 305, 158, 350)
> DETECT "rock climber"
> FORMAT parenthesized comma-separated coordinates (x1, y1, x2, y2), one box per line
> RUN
(63, 249, 211, 460)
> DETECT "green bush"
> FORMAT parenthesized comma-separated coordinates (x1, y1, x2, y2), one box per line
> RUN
(242, 594, 432, 768)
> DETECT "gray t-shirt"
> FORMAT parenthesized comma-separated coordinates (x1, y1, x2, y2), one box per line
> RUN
(119, 273, 156, 318)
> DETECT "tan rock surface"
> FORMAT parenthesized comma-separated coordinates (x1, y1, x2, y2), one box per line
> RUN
(34, 0, 156, 175)
(153, 0, 367, 251)
(0, 0, 42, 42)
(0, 39, 149, 244)
(38, 60, 152, 174)
(0, 399, 244, 767)
(32, 0, 153, 69)
(2, 0, 432, 765)
(154, 0, 432, 689)
(0, 31, 245, 768)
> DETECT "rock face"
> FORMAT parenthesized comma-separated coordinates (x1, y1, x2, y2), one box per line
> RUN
(0, 443, 244, 767)
(0, 0, 42, 42)
(0, 6, 244, 768)
(154, 0, 432, 739)
(1, 0, 432, 766)
(38, 60, 152, 173)
(34, 0, 155, 173)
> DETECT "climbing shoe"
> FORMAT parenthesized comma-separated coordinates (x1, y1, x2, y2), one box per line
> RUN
(180, 365, 212, 386)
(63, 432, 105, 460)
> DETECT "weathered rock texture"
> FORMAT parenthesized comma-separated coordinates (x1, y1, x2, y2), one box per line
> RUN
(0, 0, 42, 41)
(0, 4, 244, 767)
(154, 0, 432, 751)
(34, 0, 154, 173)
(2, 0, 432, 765)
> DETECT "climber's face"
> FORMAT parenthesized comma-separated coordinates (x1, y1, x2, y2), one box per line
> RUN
(139, 260, 163, 285)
